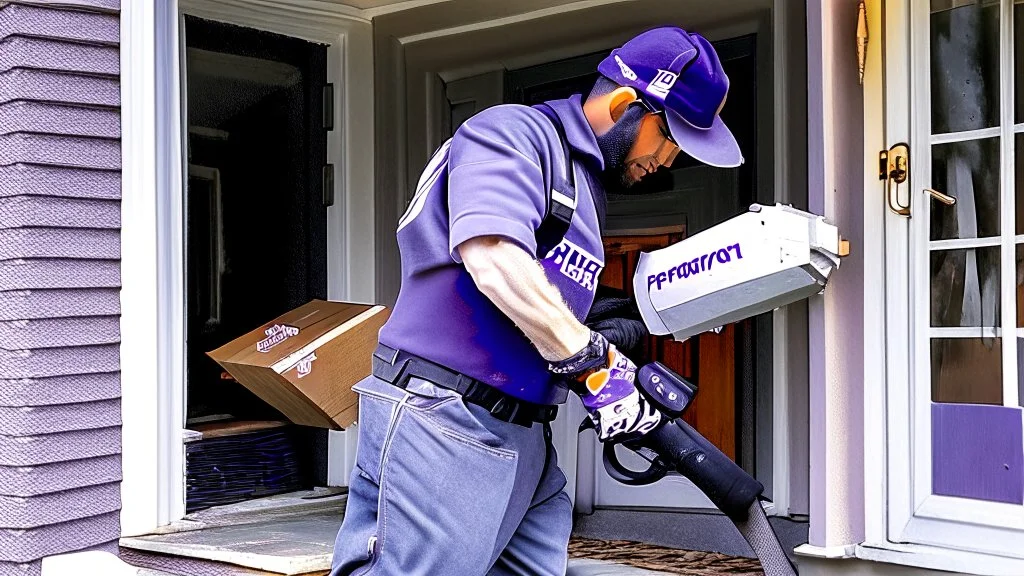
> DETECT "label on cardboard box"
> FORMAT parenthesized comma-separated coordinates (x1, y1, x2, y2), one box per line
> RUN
(256, 324, 300, 353)
(295, 352, 317, 378)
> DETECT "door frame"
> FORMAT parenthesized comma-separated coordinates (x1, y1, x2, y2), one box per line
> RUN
(119, 0, 376, 536)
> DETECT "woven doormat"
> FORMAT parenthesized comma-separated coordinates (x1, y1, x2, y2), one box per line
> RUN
(568, 538, 764, 576)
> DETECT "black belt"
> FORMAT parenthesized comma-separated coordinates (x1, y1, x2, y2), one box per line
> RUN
(371, 343, 558, 427)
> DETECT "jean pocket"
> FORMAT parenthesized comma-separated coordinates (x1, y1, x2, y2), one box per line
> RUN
(375, 411, 519, 575)
(402, 378, 514, 455)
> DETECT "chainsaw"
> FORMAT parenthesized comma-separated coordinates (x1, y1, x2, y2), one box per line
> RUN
(583, 203, 846, 576)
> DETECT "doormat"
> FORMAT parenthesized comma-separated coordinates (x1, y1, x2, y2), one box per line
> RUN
(568, 538, 764, 575)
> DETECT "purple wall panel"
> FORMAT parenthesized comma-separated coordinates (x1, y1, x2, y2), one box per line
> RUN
(0, 229, 120, 261)
(0, 455, 121, 497)
(0, 2, 123, 566)
(0, 316, 120, 349)
(0, 483, 120, 529)
(0, 69, 119, 107)
(0, 165, 120, 200)
(0, 260, 120, 291)
(932, 403, 1024, 504)
(0, 4, 119, 45)
(0, 102, 121, 139)
(0, 289, 120, 322)
(0, 427, 121, 467)
(0, 511, 120, 563)
(0, 36, 118, 75)
(0, 134, 120, 170)
(0, 196, 120, 230)
(0, 373, 120, 407)
(0, 399, 120, 435)
(0, 344, 119, 379)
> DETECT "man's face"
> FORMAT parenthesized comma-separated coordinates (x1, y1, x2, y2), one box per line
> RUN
(618, 113, 681, 187)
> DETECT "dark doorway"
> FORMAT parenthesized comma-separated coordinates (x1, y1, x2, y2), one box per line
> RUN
(505, 34, 769, 481)
(182, 15, 329, 511)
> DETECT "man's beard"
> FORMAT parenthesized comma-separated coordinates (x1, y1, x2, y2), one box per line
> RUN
(595, 104, 646, 191)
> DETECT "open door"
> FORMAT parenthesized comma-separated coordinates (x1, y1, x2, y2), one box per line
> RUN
(181, 15, 330, 512)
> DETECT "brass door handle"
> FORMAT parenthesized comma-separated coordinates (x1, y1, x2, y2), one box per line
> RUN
(925, 187, 956, 206)
(881, 143, 911, 217)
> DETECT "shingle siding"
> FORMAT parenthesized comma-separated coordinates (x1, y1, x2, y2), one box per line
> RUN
(0, 3, 122, 576)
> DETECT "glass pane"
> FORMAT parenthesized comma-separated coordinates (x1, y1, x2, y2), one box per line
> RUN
(1017, 134, 1024, 234)
(930, 138, 1001, 240)
(1019, 338, 1024, 407)
(932, 338, 1003, 403)
(931, 1, 1001, 134)
(931, 247, 1001, 327)
(1019, 244, 1024, 327)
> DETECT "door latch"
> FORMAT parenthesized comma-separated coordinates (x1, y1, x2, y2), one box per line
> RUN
(879, 143, 910, 217)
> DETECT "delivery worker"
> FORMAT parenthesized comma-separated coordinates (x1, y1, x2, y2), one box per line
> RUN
(330, 26, 742, 576)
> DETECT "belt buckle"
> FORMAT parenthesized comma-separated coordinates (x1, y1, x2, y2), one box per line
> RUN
(489, 397, 518, 422)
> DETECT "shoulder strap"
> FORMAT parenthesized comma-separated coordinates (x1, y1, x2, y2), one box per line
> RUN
(532, 103, 576, 259)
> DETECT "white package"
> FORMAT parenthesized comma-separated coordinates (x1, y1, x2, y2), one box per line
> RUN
(632, 204, 842, 341)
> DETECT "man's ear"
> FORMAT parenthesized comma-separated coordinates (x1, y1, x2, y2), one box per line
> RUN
(608, 87, 638, 122)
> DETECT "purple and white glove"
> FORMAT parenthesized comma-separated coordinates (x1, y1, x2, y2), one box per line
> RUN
(550, 331, 662, 442)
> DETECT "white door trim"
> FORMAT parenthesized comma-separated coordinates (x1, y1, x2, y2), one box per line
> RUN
(120, 0, 187, 537)
(120, 0, 375, 535)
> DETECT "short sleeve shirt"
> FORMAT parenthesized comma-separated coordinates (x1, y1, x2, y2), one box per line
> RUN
(377, 95, 607, 405)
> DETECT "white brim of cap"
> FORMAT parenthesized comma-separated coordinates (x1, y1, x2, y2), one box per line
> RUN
(665, 107, 744, 168)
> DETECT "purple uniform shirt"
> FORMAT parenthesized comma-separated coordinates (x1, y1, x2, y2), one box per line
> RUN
(378, 95, 607, 405)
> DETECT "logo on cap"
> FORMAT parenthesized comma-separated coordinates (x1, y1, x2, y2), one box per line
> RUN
(648, 69, 678, 98)
(614, 55, 637, 81)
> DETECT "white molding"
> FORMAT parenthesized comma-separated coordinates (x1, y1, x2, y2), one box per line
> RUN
(120, 0, 187, 537)
(883, 0, 914, 545)
(41, 551, 140, 576)
(794, 543, 856, 559)
(857, 541, 1024, 576)
(361, 0, 451, 18)
(769, 0, 790, 518)
(396, 0, 634, 44)
(999, 0, 1018, 407)
(861, 0, 887, 547)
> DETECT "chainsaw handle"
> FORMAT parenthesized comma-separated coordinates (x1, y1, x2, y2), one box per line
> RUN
(601, 440, 670, 486)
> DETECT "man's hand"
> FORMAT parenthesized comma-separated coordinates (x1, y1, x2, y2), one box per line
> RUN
(575, 345, 662, 441)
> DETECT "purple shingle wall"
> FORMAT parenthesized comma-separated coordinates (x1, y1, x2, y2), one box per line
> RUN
(0, 2, 122, 575)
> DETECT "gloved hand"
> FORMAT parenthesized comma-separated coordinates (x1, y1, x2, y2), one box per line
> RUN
(549, 330, 661, 442)
(585, 288, 650, 356)
(576, 345, 663, 441)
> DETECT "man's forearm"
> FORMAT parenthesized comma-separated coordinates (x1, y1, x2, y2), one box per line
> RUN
(457, 236, 590, 361)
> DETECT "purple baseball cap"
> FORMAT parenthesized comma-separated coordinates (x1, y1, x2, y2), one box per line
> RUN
(597, 27, 743, 168)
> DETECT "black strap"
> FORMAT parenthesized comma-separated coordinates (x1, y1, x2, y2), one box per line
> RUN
(532, 103, 576, 259)
(371, 343, 558, 427)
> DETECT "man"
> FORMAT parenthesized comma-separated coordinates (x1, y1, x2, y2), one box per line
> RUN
(330, 26, 742, 576)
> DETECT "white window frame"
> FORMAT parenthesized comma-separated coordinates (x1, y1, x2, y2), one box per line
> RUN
(879, 0, 1024, 560)
(120, 0, 377, 536)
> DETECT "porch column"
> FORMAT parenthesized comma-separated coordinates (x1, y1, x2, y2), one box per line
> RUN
(800, 0, 867, 559)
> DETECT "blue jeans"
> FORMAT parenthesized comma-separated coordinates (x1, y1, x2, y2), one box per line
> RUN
(330, 375, 573, 576)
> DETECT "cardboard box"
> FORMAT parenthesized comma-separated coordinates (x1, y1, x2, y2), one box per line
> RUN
(633, 204, 842, 341)
(207, 300, 390, 430)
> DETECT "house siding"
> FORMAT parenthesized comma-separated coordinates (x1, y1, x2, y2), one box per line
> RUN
(0, 2, 122, 575)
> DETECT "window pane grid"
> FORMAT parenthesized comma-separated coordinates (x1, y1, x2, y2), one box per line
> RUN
(931, 126, 1003, 144)
(930, 237, 1002, 250)
(927, 0, 1015, 406)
